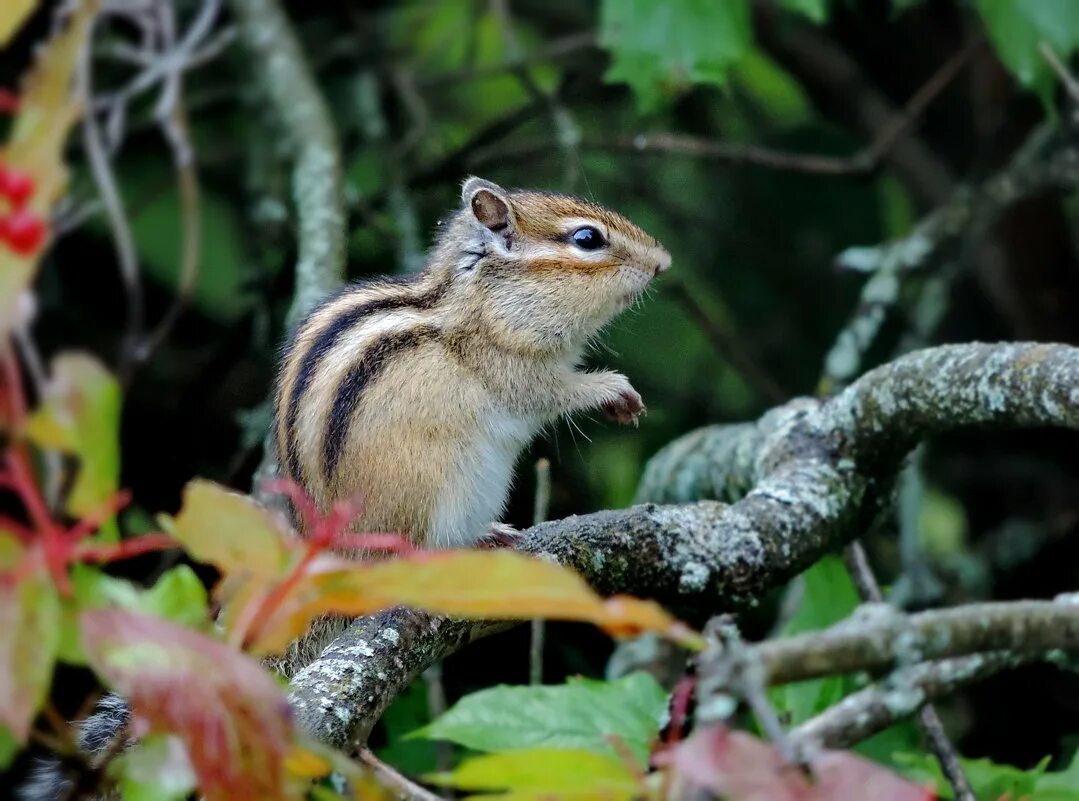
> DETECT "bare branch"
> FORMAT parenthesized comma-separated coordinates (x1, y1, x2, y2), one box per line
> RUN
(790, 652, 1026, 751)
(756, 599, 1079, 686)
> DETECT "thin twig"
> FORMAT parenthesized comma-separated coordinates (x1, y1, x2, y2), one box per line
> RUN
(665, 281, 786, 404)
(842, 542, 977, 801)
(790, 652, 1024, 751)
(1040, 42, 1079, 104)
(358, 749, 446, 801)
(139, 44, 203, 363)
(12, 325, 63, 511)
(490, 0, 581, 188)
(423, 662, 453, 777)
(417, 31, 593, 89)
(466, 38, 979, 181)
(530, 458, 551, 685)
(77, 15, 144, 384)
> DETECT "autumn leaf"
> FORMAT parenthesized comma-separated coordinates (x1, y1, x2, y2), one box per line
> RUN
(426, 747, 641, 801)
(245, 550, 690, 656)
(25, 353, 122, 538)
(0, 1, 97, 336)
(170, 479, 291, 579)
(0, 564, 61, 740)
(657, 725, 935, 801)
(80, 609, 299, 801)
(0, 0, 39, 47)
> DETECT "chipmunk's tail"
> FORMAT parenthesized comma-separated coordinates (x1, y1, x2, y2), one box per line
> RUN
(17, 694, 130, 801)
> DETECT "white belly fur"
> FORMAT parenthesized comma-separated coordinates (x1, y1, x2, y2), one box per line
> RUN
(428, 410, 539, 548)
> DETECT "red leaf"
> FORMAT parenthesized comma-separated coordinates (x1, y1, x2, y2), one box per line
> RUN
(80, 610, 298, 801)
(657, 726, 934, 801)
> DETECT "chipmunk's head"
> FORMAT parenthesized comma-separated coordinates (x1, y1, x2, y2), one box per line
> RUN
(435, 176, 671, 352)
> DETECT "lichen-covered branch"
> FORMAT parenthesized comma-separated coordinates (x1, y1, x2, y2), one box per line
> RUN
(789, 652, 1026, 751)
(821, 118, 1079, 389)
(288, 342, 1079, 748)
(227, 0, 347, 500)
(228, 0, 346, 324)
(757, 598, 1079, 685)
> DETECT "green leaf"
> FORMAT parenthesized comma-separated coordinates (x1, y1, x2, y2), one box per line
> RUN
(599, 0, 753, 111)
(112, 734, 197, 801)
(0, 569, 61, 740)
(72, 564, 209, 627)
(426, 748, 639, 801)
(975, 0, 1079, 104)
(414, 672, 667, 766)
(377, 680, 439, 776)
(732, 49, 813, 127)
(895, 751, 1056, 800)
(24, 353, 122, 541)
(778, 0, 828, 23)
(769, 556, 860, 725)
(0, 725, 18, 770)
(1037, 749, 1079, 799)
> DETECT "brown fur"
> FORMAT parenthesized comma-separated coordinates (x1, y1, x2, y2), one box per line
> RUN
(271, 176, 670, 675)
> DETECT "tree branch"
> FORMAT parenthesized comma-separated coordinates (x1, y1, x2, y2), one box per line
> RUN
(227, 0, 347, 503)
(288, 342, 1079, 747)
(228, 0, 346, 326)
(789, 652, 1027, 751)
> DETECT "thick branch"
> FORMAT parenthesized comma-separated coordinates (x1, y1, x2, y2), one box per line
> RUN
(288, 342, 1079, 747)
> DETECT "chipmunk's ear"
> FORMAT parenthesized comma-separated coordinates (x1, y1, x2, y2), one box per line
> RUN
(462, 176, 514, 234)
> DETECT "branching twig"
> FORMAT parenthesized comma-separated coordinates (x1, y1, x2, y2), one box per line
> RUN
(790, 652, 1026, 751)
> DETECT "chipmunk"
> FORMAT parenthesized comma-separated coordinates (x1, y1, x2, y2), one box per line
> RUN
(273, 176, 671, 549)
(15, 179, 669, 800)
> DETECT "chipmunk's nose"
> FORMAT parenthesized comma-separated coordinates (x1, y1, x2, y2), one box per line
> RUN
(655, 251, 672, 274)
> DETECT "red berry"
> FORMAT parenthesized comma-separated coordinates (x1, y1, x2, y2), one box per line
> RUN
(0, 167, 34, 207)
(0, 89, 19, 114)
(0, 210, 47, 256)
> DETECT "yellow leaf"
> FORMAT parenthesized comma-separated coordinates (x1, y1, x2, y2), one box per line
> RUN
(426, 748, 640, 801)
(24, 353, 121, 536)
(284, 745, 333, 779)
(0, 0, 38, 47)
(171, 480, 292, 579)
(0, 1, 98, 337)
(248, 550, 686, 656)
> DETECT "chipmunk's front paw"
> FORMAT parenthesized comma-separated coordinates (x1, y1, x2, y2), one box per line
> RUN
(601, 378, 645, 426)
(478, 522, 522, 548)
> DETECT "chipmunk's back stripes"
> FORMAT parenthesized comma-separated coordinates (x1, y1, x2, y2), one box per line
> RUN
(322, 325, 440, 481)
(282, 277, 449, 483)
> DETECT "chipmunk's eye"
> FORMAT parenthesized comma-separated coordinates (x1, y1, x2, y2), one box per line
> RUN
(571, 226, 606, 251)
